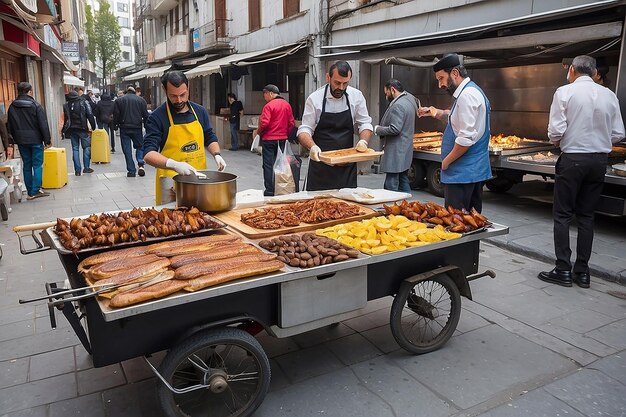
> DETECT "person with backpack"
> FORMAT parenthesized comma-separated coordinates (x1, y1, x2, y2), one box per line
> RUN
(62, 90, 97, 176)
(113, 86, 149, 177)
(94, 94, 116, 152)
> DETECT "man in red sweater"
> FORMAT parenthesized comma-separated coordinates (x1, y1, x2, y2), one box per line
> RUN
(257, 84, 295, 196)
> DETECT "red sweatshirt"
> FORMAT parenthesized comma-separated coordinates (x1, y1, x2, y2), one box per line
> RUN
(257, 97, 295, 140)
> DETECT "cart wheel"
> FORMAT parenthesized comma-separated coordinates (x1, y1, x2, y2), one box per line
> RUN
(390, 274, 461, 354)
(157, 327, 271, 417)
(408, 161, 426, 189)
(486, 177, 514, 193)
(426, 163, 444, 197)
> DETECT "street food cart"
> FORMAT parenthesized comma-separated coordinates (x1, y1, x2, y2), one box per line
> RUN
(15, 200, 507, 417)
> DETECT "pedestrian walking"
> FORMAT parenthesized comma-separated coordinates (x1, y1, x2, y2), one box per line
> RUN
(94, 94, 116, 152)
(226, 93, 244, 150)
(374, 79, 417, 192)
(257, 84, 295, 196)
(297, 60, 373, 191)
(113, 86, 149, 177)
(418, 53, 491, 212)
(6, 82, 52, 199)
(0, 115, 10, 162)
(538, 55, 625, 288)
(63, 90, 97, 176)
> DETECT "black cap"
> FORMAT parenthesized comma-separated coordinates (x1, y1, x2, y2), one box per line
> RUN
(433, 54, 462, 72)
(263, 84, 279, 94)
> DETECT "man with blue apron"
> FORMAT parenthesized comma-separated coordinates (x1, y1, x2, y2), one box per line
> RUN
(418, 54, 491, 212)
(143, 71, 226, 205)
(297, 61, 374, 191)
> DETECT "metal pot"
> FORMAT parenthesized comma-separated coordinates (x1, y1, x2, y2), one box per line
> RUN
(173, 171, 237, 213)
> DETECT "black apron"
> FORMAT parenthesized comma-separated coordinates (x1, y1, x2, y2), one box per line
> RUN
(306, 85, 357, 191)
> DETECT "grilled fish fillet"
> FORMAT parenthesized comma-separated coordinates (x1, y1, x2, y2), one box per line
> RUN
(144, 234, 240, 254)
(175, 253, 278, 280)
(85, 254, 164, 280)
(183, 260, 284, 292)
(170, 243, 261, 268)
(92, 259, 171, 284)
(78, 246, 148, 272)
(98, 270, 175, 299)
(109, 279, 187, 308)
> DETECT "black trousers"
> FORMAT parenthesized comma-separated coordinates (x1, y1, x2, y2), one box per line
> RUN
(444, 182, 484, 212)
(262, 139, 287, 196)
(553, 153, 607, 273)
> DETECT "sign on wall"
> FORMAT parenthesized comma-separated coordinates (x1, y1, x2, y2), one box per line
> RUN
(62, 42, 80, 63)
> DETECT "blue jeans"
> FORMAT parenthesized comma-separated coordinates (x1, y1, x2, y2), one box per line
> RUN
(384, 171, 411, 193)
(98, 122, 115, 151)
(70, 130, 91, 174)
(17, 143, 44, 196)
(120, 128, 144, 174)
(230, 122, 239, 150)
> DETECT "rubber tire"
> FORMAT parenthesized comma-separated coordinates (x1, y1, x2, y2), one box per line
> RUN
(157, 327, 271, 417)
(390, 274, 462, 354)
(407, 161, 427, 190)
(486, 177, 514, 193)
(426, 163, 445, 197)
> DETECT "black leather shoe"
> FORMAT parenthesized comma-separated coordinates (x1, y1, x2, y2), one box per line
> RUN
(538, 268, 572, 287)
(573, 272, 590, 288)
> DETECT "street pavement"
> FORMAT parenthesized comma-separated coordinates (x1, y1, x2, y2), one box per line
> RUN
(0, 139, 625, 417)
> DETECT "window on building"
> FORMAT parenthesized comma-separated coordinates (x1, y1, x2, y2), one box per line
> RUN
(122, 51, 130, 61)
(169, 9, 174, 36)
(123, 36, 131, 45)
(174, 5, 180, 33)
(117, 2, 128, 13)
(118, 17, 129, 27)
(252, 63, 285, 91)
(182, 0, 189, 32)
(283, 0, 299, 18)
(249, 0, 260, 31)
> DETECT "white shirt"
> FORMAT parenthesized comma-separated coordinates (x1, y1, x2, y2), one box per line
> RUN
(548, 75, 625, 153)
(297, 85, 373, 138)
(450, 77, 488, 147)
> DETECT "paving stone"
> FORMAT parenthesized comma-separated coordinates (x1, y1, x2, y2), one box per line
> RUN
(120, 357, 155, 384)
(0, 320, 34, 342)
(76, 363, 126, 396)
(359, 296, 393, 314)
(351, 355, 456, 417)
(547, 308, 617, 334)
(392, 325, 576, 409)
(536, 323, 617, 358)
(102, 378, 166, 417)
(0, 305, 36, 327)
(587, 351, 626, 385)
(257, 333, 300, 358)
(290, 323, 355, 349)
(29, 347, 75, 381)
(0, 357, 29, 389)
(34, 314, 70, 334)
(325, 333, 383, 365)
(273, 344, 344, 383)
(73, 346, 93, 372)
(478, 387, 585, 417)
(48, 392, 104, 417)
(0, 373, 76, 414)
(544, 369, 626, 416)
(361, 324, 401, 354)
(255, 367, 395, 417)
(0, 327, 79, 362)
(269, 358, 291, 393)
(341, 308, 391, 333)
(0, 405, 48, 417)
(586, 318, 626, 350)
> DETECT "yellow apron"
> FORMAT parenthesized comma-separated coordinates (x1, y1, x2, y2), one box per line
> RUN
(155, 104, 207, 205)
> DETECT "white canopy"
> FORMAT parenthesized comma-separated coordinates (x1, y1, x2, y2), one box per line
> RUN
(63, 72, 84, 87)
(124, 64, 172, 81)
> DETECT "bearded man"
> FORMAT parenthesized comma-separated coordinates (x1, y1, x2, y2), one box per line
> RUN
(418, 53, 492, 212)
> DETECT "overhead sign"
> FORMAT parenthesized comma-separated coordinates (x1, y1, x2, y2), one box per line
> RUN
(62, 42, 80, 63)
(192, 29, 200, 52)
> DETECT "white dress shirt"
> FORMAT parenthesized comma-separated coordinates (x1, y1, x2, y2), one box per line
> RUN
(450, 77, 488, 147)
(297, 85, 373, 138)
(548, 75, 625, 153)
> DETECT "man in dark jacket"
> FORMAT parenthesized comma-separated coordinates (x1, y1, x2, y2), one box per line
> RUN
(94, 94, 116, 152)
(63, 90, 97, 176)
(114, 86, 149, 177)
(7, 82, 52, 200)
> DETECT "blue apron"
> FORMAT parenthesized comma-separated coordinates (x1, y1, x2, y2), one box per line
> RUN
(440, 80, 492, 184)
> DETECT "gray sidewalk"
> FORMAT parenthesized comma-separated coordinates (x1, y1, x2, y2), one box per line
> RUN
(0, 141, 625, 416)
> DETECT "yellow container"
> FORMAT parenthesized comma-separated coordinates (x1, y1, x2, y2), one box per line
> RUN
(91, 129, 111, 163)
(42, 147, 68, 189)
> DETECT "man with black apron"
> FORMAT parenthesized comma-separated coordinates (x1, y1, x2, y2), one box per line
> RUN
(297, 61, 373, 191)
(143, 71, 226, 205)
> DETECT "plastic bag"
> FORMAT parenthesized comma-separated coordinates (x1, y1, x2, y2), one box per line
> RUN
(250, 134, 262, 154)
(273, 143, 299, 195)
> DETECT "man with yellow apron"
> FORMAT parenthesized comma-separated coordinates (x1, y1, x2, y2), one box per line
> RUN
(144, 71, 226, 205)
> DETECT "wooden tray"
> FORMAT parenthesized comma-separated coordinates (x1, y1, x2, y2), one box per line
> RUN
(413, 131, 443, 139)
(319, 149, 383, 166)
(214, 199, 381, 238)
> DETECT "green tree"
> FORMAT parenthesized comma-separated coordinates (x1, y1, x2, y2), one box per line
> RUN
(94, 0, 121, 82)
(84, 3, 96, 63)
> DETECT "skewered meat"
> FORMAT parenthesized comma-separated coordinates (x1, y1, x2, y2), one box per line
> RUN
(383, 200, 490, 232)
(240, 200, 364, 229)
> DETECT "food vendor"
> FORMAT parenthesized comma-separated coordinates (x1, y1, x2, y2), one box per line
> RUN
(297, 60, 373, 191)
(418, 53, 491, 212)
(143, 70, 227, 204)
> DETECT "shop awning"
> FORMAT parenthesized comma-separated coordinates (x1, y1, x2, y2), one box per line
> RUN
(41, 44, 78, 72)
(63, 72, 84, 87)
(317, 0, 622, 62)
(124, 64, 172, 81)
(185, 41, 307, 79)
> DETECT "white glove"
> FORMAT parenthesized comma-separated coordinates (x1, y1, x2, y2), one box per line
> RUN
(355, 139, 369, 152)
(373, 125, 380, 135)
(166, 158, 196, 175)
(310, 145, 321, 162)
(214, 154, 226, 171)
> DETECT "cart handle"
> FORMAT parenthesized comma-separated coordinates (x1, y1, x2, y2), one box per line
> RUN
(14, 229, 51, 255)
(13, 221, 57, 232)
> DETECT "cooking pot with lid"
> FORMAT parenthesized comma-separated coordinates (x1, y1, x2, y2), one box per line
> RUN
(173, 171, 237, 213)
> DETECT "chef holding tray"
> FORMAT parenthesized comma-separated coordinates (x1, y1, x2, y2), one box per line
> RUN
(297, 60, 373, 191)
